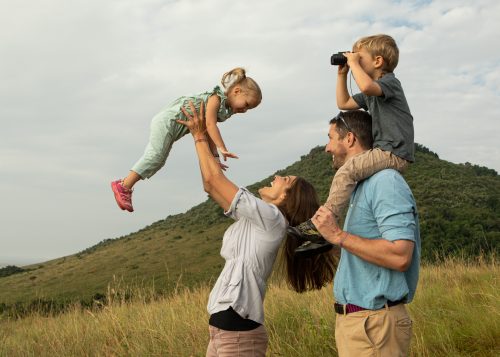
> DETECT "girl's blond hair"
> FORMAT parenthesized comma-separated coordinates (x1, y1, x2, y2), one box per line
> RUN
(221, 67, 262, 101)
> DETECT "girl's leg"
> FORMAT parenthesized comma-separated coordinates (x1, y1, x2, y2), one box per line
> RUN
(122, 171, 142, 190)
(130, 116, 176, 181)
(112, 115, 174, 212)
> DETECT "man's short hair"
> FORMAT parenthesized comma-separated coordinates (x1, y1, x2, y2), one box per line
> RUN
(330, 110, 373, 150)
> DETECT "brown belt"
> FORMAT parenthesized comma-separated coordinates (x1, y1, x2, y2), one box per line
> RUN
(334, 299, 404, 314)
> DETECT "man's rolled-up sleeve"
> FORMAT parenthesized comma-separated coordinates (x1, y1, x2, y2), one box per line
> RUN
(371, 172, 417, 242)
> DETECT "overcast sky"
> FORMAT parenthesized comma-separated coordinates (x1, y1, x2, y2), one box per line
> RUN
(1, 0, 499, 266)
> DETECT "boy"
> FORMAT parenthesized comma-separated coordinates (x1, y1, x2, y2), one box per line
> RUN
(294, 34, 414, 255)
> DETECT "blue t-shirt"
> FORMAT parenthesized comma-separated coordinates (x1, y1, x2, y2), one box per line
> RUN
(333, 169, 420, 309)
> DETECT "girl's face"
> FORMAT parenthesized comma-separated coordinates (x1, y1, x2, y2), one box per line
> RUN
(227, 86, 261, 114)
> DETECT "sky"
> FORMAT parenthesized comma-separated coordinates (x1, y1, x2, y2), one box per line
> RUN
(1, 0, 499, 266)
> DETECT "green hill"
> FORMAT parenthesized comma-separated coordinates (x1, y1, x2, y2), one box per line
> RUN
(1, 144, 499, 313)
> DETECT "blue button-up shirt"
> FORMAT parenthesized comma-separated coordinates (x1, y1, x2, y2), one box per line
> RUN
(333, 169, 421, 309)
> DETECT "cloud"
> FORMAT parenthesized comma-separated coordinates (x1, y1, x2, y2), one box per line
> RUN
(1, 0, 499, 263)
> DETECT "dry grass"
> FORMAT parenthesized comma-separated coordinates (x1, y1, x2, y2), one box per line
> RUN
(1, 257, 498, 356)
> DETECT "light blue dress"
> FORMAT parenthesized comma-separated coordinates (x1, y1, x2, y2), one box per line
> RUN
(132, 86, 233, 178)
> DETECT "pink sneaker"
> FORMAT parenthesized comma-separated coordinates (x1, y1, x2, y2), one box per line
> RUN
(111, 180, 134, 212)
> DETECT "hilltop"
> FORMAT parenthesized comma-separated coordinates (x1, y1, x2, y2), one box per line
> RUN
(0, 144, 498, 310)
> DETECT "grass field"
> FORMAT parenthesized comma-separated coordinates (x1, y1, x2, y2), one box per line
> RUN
(1, 257, 498, 356)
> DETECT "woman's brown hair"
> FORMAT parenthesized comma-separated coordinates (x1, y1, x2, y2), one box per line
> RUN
(277, 177, 338, 293)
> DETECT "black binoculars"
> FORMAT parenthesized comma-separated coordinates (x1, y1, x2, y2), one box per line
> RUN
(331, 51, 348, 66)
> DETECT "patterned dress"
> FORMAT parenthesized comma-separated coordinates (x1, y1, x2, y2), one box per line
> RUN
(131, 86, 233, 178)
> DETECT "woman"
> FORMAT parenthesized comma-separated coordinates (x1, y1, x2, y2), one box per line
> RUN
(178, 102, 336, 357)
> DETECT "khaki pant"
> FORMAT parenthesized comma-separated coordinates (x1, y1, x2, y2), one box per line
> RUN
(326, 148, 409, 218)
(335, 304, 413, 357)
(206, 325, 268, 357)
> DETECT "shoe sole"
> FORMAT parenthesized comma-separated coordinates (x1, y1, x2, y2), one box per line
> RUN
(295, 242, 333, 258)
(111, 181, 134, 212)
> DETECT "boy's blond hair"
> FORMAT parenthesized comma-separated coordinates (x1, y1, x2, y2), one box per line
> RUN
(353, 34, 399, 73)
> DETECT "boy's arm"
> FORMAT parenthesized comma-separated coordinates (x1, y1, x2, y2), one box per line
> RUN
(344, 52, 383, 97)
(205, 95, 238, 160)
(336, 65, 360, 110)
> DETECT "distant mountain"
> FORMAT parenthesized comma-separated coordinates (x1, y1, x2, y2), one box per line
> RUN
(1, 144, 498, 309)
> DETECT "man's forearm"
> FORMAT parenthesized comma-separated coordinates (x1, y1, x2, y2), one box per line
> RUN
(313, 207, 413, 271)
(334, 232, 414, 272)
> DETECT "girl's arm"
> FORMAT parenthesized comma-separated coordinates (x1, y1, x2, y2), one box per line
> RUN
(207, 135, 228, 171)
(205, 95, 238, 161)
(178, 101, 238, 211)
(207, 132, 219, 157)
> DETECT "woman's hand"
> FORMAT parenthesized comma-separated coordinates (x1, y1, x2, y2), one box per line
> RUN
(177, 101, 207, 140)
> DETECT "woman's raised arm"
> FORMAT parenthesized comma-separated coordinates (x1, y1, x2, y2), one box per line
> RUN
(177, 101, 238, 211)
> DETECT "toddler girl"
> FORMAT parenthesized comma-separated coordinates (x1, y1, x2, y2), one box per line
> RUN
(111, 67, 262, 212)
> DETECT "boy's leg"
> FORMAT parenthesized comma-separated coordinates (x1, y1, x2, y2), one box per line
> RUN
(325, 148, 408, 215)
(294, 149, 408, 254)
(295, 150, 373, 236)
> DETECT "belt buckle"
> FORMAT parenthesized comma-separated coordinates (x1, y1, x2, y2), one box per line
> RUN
(334, 303, 345, 314)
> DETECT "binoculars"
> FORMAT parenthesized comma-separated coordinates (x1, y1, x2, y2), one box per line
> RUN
(331, 51, 348, 66)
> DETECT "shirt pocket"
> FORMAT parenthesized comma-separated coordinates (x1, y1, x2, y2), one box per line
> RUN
(346, 200, 377, 236)
(218, 263, 243, 304)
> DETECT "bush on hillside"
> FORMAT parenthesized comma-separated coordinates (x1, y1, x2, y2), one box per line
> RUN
(0, 265, 25, 278)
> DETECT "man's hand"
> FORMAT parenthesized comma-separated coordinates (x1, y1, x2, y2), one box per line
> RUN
(311, 206, 344, 245)
(178, 101, 207, 139)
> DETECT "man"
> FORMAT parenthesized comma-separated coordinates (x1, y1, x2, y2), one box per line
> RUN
(312, 110, 420, 357)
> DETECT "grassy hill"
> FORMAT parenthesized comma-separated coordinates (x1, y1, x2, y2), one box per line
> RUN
(0, 144, 499, 311)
